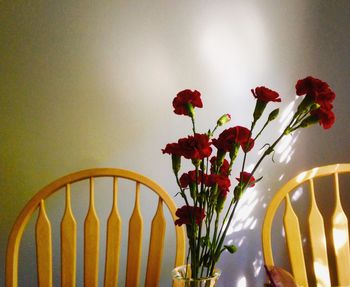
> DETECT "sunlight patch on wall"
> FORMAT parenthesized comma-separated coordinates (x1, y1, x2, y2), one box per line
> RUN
(236, 275, 247, 287)
(253, 251, 263, 277)
(274, 97, 300, 164)
(225, 236, 247, 248)
(291, 187, 303, 202)
(237, 236, 246, 248)
(279, 100, 296, 129)
(277, 138, 292, 163)
(228, 189, 259, 235)
(249, 218, 258, 230)
(197, 3, 269, 89)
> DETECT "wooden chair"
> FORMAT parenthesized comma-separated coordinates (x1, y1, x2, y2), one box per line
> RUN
(262, 163, 350, 287)
(6, 168, 186, 287)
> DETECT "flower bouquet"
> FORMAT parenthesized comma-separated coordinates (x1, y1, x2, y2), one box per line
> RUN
(162, 76, 336, 284)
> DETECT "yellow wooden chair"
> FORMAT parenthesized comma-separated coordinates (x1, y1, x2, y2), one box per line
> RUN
(6, 168, 186, 287)
(262, 163, 350, 287)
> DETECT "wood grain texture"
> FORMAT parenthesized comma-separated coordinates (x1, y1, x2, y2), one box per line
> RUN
(104, 177, 122, 287)
(331, 173, 350, 286)
(61, 184, 77, 287)
(84, 177, 100, 287)
(36, 200, 53, 287)
(308, 179, 330, 286)
(145, 198, 166, 287)
(284, 195, 308, 287)
(125, 182, 143, 287)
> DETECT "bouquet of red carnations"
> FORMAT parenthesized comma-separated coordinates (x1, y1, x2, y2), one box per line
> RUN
(162, 76, 335, 279)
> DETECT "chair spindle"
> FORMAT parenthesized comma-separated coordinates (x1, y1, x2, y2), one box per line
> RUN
(61, 184, 77, 287)
(36, 200, 53, 287)
(145, 197, 166, 287)
(125, 182, 143, 287)
(308, 179, 331, 286)
(331, 173, 350, 286)
(84, 177, 100, 287)
(104, 177, 122, 287)
(284, 195, 308, 287)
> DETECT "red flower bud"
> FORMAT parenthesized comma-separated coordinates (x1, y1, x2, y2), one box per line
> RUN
(217, 114, 231, 126)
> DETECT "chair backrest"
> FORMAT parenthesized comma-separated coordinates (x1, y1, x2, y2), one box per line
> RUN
(6, 168, 186, 287)
(262, 163, 350, 287)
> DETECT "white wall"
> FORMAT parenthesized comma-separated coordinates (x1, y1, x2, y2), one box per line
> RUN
(1, 1, 349, 286)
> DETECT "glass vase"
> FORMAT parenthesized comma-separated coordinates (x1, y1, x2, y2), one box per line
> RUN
(172, 265, 221, 287)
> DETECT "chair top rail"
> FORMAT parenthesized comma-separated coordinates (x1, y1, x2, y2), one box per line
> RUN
(8, 168, 178, 239)
(265, 163, 350, 225)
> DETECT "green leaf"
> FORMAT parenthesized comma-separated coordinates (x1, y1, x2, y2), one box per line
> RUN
(224, 244, 238, 254)
(252, 176, 263, 184)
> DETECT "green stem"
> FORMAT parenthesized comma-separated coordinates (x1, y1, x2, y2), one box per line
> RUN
(185, 248, 191, 279)
(209, 198, 240, 275)
(286, 110, 312, 133)
(214, 196, 235, 244)
(176, 175, 199, 278)
(199, 197, 212, 277)
(254, 119, 269, 141)
(240, 121, 255, 175)
(191, 116, 196, 134)
(211, 124, 219, 136)
(207, 212, 220, 276)
(175, 175, 191, 207)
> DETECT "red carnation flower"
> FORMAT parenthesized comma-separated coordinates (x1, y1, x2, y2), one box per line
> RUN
(295, 76, 336, 129)
(162, 142, 182, 156)
(173, 89, 203, 116)
(236, 172, 255, 187)
(212, 128, 237, 152)
(175, 205, 205, 226)
(311, 108, 335, 129)
(218, 188, 228, 199)
(317, 89, 336, 106)
(207, 174, 231, 192)
(210, 157, 230, 176)
(251, 86, 281, 102)
(178, 133, 212, 160)
(179, 170, 207, 188)
(295, 76, 329, 99)
(235, 127, 255, 152)
(213, 126, 254, 153)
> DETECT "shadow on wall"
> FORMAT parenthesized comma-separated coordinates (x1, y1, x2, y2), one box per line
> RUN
(215, 102, 302, 286)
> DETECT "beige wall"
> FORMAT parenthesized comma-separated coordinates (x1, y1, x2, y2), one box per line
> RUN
(1, 1, 349, 286)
